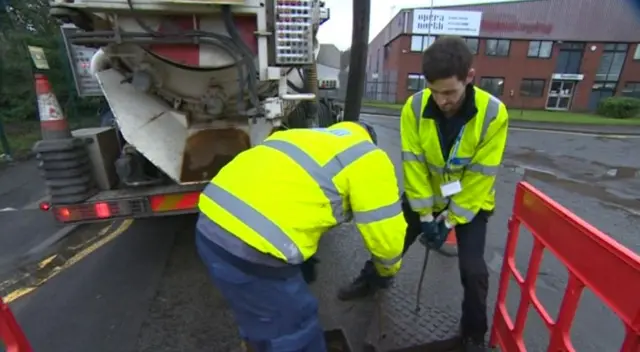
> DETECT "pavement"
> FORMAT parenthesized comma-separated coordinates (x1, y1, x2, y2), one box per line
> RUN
(359, 105, 640, 136)
(0, 113, 639, 352)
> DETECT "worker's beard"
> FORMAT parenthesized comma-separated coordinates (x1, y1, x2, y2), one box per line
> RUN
(442, 92, 465, 118)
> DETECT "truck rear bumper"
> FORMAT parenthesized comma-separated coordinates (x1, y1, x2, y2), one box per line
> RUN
(44, 183, 207, 224)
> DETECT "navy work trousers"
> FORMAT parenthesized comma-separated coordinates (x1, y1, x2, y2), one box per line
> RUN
(400, 193, 490, 340)
(196, 230, 327, 352)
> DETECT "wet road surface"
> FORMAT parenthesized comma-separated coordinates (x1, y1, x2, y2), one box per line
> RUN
(4, 114, 640, 351)
(0, 160, 79, 280)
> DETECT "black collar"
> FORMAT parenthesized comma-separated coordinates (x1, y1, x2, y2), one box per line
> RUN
(423, 84, 478, 123)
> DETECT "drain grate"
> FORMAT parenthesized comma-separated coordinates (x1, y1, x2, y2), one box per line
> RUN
(363, 284, 461, 352)
(325, 329, 353, 352)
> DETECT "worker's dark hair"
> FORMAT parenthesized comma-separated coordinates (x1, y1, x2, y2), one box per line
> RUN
(422, 36, 473, 83)
(357, 121, 377, 145)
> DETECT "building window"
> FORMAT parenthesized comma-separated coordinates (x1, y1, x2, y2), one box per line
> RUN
(596, 44, 628, 82)
(527, 41, 553, 58)
(485, 39, 510, 57)
(410, 35, 436, 52)
(634, 45, 640, 60)
(479, 77, 504, 96)
(520, 79, 546, 97)
(603, 43, 628, 52)
(407, 73, 426, 92)
(464, 38, 479, 55)
(621, 82, 640, 98)
(559, 42, 585, 50)
(555, 42, 584, 74)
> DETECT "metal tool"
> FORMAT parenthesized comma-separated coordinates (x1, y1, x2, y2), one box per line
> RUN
(415, 244, 431, 312)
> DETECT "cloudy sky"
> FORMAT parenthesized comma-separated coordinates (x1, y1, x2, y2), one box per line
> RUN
(317, 0, 522, 50)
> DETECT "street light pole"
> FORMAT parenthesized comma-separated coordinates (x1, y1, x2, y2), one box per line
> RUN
(343, 0, 371, 121)
(428, 0, 434, 39)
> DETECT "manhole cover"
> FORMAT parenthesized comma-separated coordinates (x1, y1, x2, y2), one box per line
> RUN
(364, 284, 461, 352)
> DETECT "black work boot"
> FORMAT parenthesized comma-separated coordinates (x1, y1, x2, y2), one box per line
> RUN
(461, 336, 489, 352)
(337, 261, 389, 301)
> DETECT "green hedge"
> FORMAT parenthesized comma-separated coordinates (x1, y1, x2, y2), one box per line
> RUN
(596, 96, 640, 119)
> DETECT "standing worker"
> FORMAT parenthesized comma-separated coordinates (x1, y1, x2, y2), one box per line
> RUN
(337, 36, 509, 352)
(196, 121, 406, 351)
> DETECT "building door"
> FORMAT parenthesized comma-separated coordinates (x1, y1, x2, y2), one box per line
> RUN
(546, 80, 576, 110)
(588, 82, 616, 112)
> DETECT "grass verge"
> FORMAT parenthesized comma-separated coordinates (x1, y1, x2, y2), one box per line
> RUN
(362, 101, 640, 125)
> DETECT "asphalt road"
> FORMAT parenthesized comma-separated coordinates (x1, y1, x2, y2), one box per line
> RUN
(0, 160, 70, 279)
(2, 114, 639, 352)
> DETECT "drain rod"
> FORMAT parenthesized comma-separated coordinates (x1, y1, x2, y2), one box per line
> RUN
(415, 245, 431, 312)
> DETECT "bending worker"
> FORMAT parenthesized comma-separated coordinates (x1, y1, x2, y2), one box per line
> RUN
(338, 36, 509, 352)
(195, 121, 406, 351)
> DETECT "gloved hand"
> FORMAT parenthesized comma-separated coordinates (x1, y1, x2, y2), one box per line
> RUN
(300, 256, 320, 284)
(419, 212, 453, 250)
(419, 214, 439, 238)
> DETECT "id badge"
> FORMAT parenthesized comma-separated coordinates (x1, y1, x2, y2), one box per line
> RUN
(441, 181, 462, 197)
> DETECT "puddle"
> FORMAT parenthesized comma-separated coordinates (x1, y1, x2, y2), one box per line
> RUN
(505, 149, 640, 182)
(504, 162, 640, 215)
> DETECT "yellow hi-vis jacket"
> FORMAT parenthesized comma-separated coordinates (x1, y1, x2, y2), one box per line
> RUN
(198, 121, 406, 277)
(401, 87, 509, 225)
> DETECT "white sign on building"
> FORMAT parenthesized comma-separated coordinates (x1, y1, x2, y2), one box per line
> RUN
(412, 9, 482, 37)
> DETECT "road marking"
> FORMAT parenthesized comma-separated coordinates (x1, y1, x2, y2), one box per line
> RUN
(2, 219, 134, 304)
(24, 224, 80, 258)
(1, 195, 48, 212)
(63, 219, 133, 269)
(38, 255, 57, 269)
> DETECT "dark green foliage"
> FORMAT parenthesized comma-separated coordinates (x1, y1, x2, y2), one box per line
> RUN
(0, 0, 101, 123)
(596, 96, 640, 119)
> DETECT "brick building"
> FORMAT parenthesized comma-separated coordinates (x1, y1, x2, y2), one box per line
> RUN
(365, 0, 640, 112)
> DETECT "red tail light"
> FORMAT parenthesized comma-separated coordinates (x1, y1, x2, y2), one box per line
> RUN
(39, 202, 51, 211)
(52, 202, 122, 222)
(58, 207, 71, 219)
(94, 202, 111, 218)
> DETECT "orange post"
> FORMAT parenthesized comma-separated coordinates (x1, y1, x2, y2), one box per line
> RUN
(436, 229, 458, 257)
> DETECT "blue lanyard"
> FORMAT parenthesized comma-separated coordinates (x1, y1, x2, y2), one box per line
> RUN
(445, 125, 465, 173)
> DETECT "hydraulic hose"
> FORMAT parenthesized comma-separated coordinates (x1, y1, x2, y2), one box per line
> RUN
(124, 0, 254, 115)
(303, 60, 320, 127)
(221, 5, 261, 115)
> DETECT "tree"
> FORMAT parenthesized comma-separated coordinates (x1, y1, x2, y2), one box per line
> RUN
(0, 0, 70, 122)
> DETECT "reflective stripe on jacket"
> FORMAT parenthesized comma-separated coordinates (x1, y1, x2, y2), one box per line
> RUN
(401, 86, 509, 225)
(198, 121, 406, 277)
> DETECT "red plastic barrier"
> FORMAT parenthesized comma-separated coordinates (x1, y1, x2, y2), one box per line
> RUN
(0, 298, 31, 352)
(489, 182, 640, 352)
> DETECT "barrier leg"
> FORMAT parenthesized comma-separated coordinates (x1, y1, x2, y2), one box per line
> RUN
(0, 299, 32, 352)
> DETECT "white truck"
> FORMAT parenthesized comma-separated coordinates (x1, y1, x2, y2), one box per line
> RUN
(40, 0, 344, 223)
